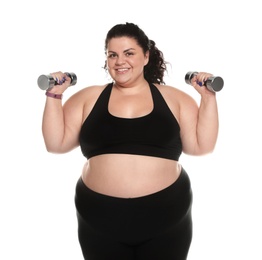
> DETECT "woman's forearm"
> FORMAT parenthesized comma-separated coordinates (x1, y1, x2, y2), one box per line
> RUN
(196, 94, 219, 153)
(42, 97, 66, 153)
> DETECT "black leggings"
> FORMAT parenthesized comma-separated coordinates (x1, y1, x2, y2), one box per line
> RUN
(75, 168, 193, 260)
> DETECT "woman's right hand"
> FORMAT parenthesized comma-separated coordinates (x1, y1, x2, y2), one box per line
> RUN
(48, 71, 72, 94)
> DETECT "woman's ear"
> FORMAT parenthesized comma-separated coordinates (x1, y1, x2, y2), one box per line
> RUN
(144, 50, 150, 66)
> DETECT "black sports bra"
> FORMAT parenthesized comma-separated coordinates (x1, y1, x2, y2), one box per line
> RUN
(79, 83, 182, 161)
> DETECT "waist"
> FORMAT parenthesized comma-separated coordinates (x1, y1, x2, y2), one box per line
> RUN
(81, 154, 181, 198)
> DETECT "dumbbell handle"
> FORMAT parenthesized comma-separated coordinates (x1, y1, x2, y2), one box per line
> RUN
(185, 71, 224, 92)
(37, 72, 77, 90)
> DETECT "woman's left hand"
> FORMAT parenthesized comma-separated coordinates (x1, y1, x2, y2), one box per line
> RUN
(190, 72, 215, 95)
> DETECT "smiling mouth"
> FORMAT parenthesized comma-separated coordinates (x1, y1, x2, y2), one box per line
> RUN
(116, 68, 129, 72)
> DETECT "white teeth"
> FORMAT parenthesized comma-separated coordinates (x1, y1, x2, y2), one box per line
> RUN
(117, 69, 128, 71)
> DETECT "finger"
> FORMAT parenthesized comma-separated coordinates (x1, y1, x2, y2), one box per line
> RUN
(197, 72, 212, 86)
(51, 72, 67, 85)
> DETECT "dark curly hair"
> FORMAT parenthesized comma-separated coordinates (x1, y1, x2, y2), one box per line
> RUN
(104, 22, 168, 84)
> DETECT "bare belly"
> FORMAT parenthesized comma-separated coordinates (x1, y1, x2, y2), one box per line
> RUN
(81, 154, 181, 198)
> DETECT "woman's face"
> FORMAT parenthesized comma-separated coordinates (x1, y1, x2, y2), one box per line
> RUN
(106, 37, 149, 85)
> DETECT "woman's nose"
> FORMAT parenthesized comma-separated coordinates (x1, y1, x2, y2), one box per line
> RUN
(116, 55, 126, 65)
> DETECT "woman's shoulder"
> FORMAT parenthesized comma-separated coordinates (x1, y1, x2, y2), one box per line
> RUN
(66, 83, 109, 103)
(65, 83, 108, 107)
(76, 83, 109, 96)
(154, 83, 196, 105)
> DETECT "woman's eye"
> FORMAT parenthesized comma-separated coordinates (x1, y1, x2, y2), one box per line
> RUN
(107, 52, 134, 58)
(108, 53, 117, 58)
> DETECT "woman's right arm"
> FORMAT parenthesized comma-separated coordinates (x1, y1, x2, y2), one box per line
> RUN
(42, 71, 83, 154)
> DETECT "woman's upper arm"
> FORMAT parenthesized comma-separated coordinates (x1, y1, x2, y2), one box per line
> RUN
(159, 85, 200, 155)
(178, 92, 200, 155)
(62, 85, 105, 152)
(62, 90, 87, 152)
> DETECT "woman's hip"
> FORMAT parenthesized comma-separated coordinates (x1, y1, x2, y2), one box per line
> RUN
(75, 167, 193, 245)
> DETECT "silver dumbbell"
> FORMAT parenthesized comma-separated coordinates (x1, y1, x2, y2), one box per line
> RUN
(185, 71, 224, 92)
(37, 72, 77, 90)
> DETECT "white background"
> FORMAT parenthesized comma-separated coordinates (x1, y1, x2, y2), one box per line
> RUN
(1, 0, 261, 259)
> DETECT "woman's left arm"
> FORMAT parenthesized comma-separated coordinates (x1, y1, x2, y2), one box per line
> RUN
(179, 72, 219, 155)
(195, 91, 219, 154)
